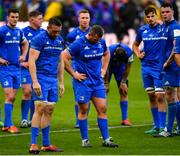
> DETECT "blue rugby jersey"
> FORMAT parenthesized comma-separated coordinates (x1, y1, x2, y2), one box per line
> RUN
(135, 24, 166, 70)
(109, 43, 133, 72)
(174, 37, 180, 54)
(67, 36, 107, 83)
(22, 26, 45, 65)
(66, 27, 90, 46)
(0, 25, 26, 69)
(109, 43, 133, 63)
(30, 31, 64, 77)
(66, 27, 90, 71)
(162, 20, 180, 71)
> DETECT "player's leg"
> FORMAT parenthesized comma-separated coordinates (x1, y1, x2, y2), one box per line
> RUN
(78, 102, 91, 147)
(92, 90, 118, 148)
(1, 72, 20, 133)
(74, 82, 91, 147)
(165, 87, 177, 132)
(73, 86, 91, 129)
(29, 76, 48, 154)
(41, 82, 63, 152)
(143, 72, 160, 134)
(21, 71, 32, 128)
(113, 69, 132, 126)
(21, 84, 32, 128)
(29, 100, 35, 127)
(155, 72, 178, 137)
(29, 100, 45, 154)
(154, 76, 166, 131)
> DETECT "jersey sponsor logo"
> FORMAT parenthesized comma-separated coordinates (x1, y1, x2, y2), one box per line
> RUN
(174, 29, 180, 37)
(28, 32, 33, 36)
(84, 52, 103, 58)
(6, 32, 11, 36)
(143, 37, 167, 41)
(5, 40, 20, 44)
(44, 46, 62, 50)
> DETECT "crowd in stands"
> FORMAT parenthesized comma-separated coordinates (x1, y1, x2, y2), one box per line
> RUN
(0, 0, 179, 39)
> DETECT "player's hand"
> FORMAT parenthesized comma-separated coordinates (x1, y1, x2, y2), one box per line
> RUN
(20, 62, 29, 68)
(59, 83, 65, 97)
(137, 52, 145, 59)
(73, 71, 87, 82)
(33, 81, 42, 97)
(19, 55, 26, 63)
(101, 69, 106, 78)
(163, 61, 170, 69)
(0, 58, 9, 65)
(119, 83, 128, 96)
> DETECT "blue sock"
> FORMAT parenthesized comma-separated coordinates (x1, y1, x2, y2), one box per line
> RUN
(21, 100, 31, 121)
(176, 101, 180, 130)
(98, 118, 109, 140)
(78, 119, 88, 140)
(75, 104, 79, 125)
(159, 111, 166, 129)
(31, 127, 39, 145)
(120, 101, 128, 120)
(42, 126, 50, 146)
(167, 103, 177, 132)
(4, 103, 13, 127)
(30, 100, 34, 121)
(151, 107, 159, 128)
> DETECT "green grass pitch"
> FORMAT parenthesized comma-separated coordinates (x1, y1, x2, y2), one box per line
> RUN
(0, 57, 179, 155)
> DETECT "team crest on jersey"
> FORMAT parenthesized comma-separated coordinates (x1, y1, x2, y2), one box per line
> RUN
(92, 50, 97, 53)
(13, 37, 17, 40)
(46, 41, 49, 44)
(6, 32, 11, 36)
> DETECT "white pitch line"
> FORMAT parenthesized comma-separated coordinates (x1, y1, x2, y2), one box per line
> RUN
(0, 123, 153, 138)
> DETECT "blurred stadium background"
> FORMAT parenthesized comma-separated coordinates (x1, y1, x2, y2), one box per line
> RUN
(0, 0, 179, 47)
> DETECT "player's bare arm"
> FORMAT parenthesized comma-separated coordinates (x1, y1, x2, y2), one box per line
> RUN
(132, 41, 145, 59)
(28, 48, 41, 96)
